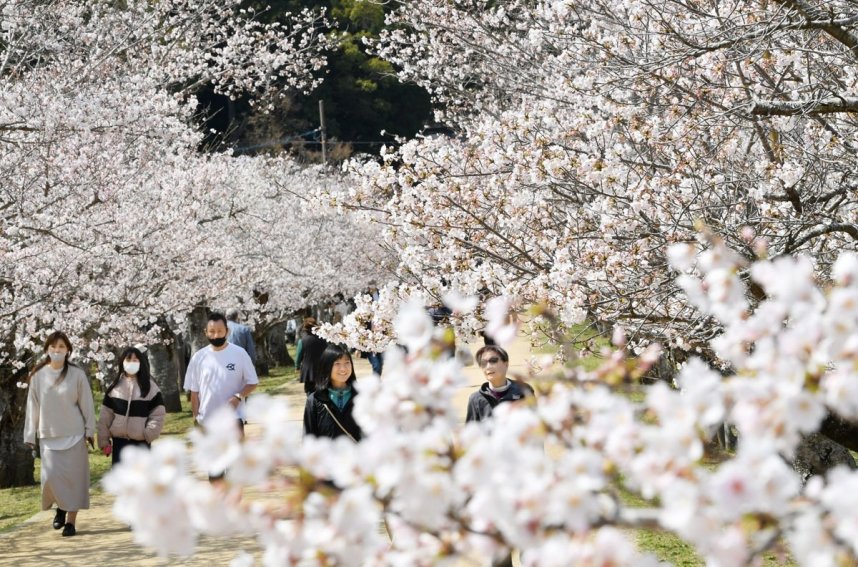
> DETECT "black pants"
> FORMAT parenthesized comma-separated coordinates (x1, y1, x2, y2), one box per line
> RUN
(111, 437, 150, 466)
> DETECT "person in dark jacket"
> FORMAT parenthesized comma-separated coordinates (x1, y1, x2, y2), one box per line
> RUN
(466, 345, 534, 423)
(466, 344, 533, 567)
(303, 344, 362, 441)
(295, 317, 329, 396)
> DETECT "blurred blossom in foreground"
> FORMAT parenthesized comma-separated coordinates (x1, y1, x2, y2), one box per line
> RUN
(103, 244, 858, 565)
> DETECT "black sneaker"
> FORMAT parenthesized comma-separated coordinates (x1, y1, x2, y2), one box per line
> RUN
(61, 523, 76, 537)
(52, 509, 66, 530)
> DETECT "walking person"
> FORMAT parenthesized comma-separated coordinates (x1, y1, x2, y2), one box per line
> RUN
(184, 312, 258, 431)
(466, 345, 534, 423)
(295, 317, 328, 396)
(303, 344, 362, 442)
(23, 331, 96, 537)
(466, 345, 534, 566)
(226, 308, 256, 364)
(97, 347, 166, 466)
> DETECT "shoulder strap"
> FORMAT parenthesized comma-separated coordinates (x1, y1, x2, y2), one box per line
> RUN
(322, 404, 357, 443)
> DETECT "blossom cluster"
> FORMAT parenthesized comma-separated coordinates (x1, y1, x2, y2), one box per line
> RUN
(106, 242, 858, 565)
(309, 0, 858, 356)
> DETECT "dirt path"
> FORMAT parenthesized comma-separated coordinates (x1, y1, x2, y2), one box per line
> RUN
(0, 336, 537, 566)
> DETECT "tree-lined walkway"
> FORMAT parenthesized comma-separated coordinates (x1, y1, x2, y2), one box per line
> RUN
(0, 335, 538, 566)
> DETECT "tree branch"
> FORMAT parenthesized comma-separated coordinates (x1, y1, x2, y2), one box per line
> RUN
(783, 223, 858, 254)
(750, 96, 858, 116)
(773, 0, 858, 58)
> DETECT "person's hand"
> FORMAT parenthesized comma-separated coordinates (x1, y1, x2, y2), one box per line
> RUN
(103, 444, 112, 457)
(229, 395, 241, 408)
(25, 442, 34, 450)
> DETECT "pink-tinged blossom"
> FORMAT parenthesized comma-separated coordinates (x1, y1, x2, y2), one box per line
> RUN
(442, 290, 479, 314)
(484, 296, 518, 346)
(394, 299, 435, 352)
(101, 238, 858, 565)
(102, 440, 198, 556)
(189, 406, 243, 477)
(832, 253, 858, 287)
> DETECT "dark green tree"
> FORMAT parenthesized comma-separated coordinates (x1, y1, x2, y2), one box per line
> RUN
(205, 0, 432, 158)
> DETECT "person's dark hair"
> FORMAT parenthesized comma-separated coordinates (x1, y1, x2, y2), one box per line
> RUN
(315, 343, 357, 391)
(475, 345, 509, 365)
(302, 317, 317, 333)
(208, 312, 228, 328)
(105, 347, 153, 397)
(28, 331, 76, 385)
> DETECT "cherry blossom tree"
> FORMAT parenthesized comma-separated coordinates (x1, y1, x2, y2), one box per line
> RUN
(0, 0, 368, 486)
(324, 0, 858, 361)
(105, 240, 858, 566)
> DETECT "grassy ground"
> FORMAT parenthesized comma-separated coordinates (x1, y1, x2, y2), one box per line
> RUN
(529, 321, 613, 372)
(533, 322, 797, 565)
(0, 363, 300, 533)
(618, 455, 796, 566)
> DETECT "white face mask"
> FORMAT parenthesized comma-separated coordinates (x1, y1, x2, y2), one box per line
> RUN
(48, 352, 66, 363)
(123, 361, 140, 375)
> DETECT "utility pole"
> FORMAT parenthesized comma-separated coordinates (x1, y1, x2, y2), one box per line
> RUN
(318, 99, 327, 164)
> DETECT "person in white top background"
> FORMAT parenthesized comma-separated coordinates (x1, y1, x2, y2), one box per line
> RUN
(184, 312, 258, 479)
(23, 331, 96, 538)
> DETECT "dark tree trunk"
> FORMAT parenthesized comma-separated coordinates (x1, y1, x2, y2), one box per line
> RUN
(819, 414, 858, 453)
(265, 322, 292, 367)
(792, 432, 856, 484)
(171, 323, 189, 384)
(147, 322, 182, 413)
(186, 304, 209, 357)
(0, 364, 36, 488)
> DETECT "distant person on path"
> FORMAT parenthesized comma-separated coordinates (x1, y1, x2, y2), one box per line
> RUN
(184, 312, 258, 435)
(226, 308, 256, 364)
(303, 344, 362, 442)
(365, 349, 384, 376)
(331, 293, 351, 324)
(466, 345, 534, 423)
(466, 344, 534, 567)
(295, 317, 328, 396)
(23, 331, 96, 538)
(97, 346, 166, 466)
(361, 287, 384, 375)
(285, 318, 298, 344)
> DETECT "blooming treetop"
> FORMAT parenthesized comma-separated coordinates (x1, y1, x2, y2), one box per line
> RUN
(0, 0, 390, 367)
(315, 0, 858, 355)
(106, 241, 858, 566)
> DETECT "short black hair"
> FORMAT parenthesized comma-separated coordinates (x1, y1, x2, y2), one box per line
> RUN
(208, 312, 228, 327)
(475, 345, 509, 364)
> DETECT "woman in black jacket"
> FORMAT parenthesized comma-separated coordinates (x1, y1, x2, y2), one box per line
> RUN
(295, 317, 329, 396)
(303, 344, 362, 442)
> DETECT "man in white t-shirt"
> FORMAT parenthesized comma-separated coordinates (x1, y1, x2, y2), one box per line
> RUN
(184, 312, 258, 428)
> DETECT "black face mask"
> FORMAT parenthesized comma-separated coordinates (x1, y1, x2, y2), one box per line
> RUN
(209, 337, 227, 347)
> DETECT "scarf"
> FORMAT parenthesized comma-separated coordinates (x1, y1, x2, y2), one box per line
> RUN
(328, 385, 353, 411)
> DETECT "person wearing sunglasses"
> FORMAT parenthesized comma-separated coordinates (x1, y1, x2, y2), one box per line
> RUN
(466, 345, 534, 423)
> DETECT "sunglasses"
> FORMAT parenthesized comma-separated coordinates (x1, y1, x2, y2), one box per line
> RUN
(479, 356, 502, 367)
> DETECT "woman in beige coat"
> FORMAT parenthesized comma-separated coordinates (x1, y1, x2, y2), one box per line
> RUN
(23, 331, 96, 537)
(97, 346, 165, 466)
